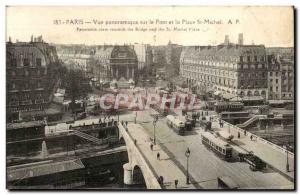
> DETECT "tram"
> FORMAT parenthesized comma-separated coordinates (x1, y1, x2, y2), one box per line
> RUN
(166, 115, 185, 135)
(201, 132, 233, 161)
(214, 101, 244, 113)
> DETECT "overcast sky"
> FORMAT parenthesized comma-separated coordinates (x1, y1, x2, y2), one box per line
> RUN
(6, 6, 294, 47)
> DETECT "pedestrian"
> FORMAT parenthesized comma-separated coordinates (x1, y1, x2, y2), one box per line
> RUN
(159, 176, 164, 185)
(238, 132, 240, 139)
(157, 152, 160, 160)
(250, 135, 253, 141)
(175, 179, 178, 188)
(150, 143, 153, 151)
(134, 139, 137, 145)
(244, 130, 247, 136)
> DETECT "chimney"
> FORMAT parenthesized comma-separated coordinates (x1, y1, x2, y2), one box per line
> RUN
(224, 35, 229, 45)
(238, 33, 243, 45)
(31, 35, 33, 42)
(8, 36, 12, 43)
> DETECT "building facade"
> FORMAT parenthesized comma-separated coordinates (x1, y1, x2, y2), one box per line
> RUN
(180, 34, 268, 100)
(6, 36, 60, 118)
(165, 41, 183, 79)
(91, 45, 138, 83)
(267, 47, 294, 100)
(56, 44, 95, 72)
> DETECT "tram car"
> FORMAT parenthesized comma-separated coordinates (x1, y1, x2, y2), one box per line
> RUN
(166, 115, 185, 135)
(201, 132, 233, 161)
(214, 101, 244, 113)
(238, 151, 266, 171)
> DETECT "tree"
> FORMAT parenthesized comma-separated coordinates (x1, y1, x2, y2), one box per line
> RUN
(66, 69, 89, 113)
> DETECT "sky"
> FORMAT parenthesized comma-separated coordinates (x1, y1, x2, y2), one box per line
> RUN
(6, 6, 294, 47)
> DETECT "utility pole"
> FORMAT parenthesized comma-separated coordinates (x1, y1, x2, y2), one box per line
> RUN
(185, 147, 191, 184)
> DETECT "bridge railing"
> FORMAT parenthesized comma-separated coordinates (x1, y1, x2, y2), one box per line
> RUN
(219, 118, 294, 158)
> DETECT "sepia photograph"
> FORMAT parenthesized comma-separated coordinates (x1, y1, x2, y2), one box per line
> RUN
(5, 6, 295, 190)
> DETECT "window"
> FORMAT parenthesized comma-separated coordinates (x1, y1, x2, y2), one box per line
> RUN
(270, 72, 273, 76)
(11, 58, 17, 67)
(254, 56, 257, 62)
(276, 72, 279, 76)
(36, 58, 42, 67)
(240, 56, 243, 62)
(23, 58, 30, 66)
(247, 56, 251, 62)
(276, 79, 278, 84)
(270, 86, 273, 91)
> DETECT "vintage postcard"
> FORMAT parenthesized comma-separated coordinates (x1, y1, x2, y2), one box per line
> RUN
(6, 6, 295, 190)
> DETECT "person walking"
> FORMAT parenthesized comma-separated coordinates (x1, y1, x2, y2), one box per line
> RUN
(175, 179, 178, 189)
(157, 152, 160, 160)
(150, 143, 153, 151)
(160, 176, 164, 185)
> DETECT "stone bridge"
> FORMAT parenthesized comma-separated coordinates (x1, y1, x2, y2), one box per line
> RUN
(118, 122, 162, 189)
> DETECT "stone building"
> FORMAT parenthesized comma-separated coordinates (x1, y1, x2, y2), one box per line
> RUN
(133, 43, 153, 70)
(91, 45, 138, 86)
(56, 44, 95, 73)
(152, 46, 167, 78)
(165, 41, 183, 79)
(6, 36, 60, 121)
(180, 34, 268, 101)
(266, 47, 294, 100)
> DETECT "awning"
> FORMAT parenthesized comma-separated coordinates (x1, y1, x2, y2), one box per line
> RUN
(242, 96, 264, 101)
(7, 159, 84, 182)
(268, 100, 294, 104)
(222, 93, 235, 100)
(229, 96, 243, 102)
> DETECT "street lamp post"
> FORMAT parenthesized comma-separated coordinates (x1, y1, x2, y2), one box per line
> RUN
(153, 116, 158, 145)
(185, 147, 191, 184)
(286, 144, 290, 172)
(153, 120, 157, 145)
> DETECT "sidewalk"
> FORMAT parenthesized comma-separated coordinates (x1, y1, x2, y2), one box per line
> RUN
(127, 123, 196, 189)
(211, 118, 294, 181)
